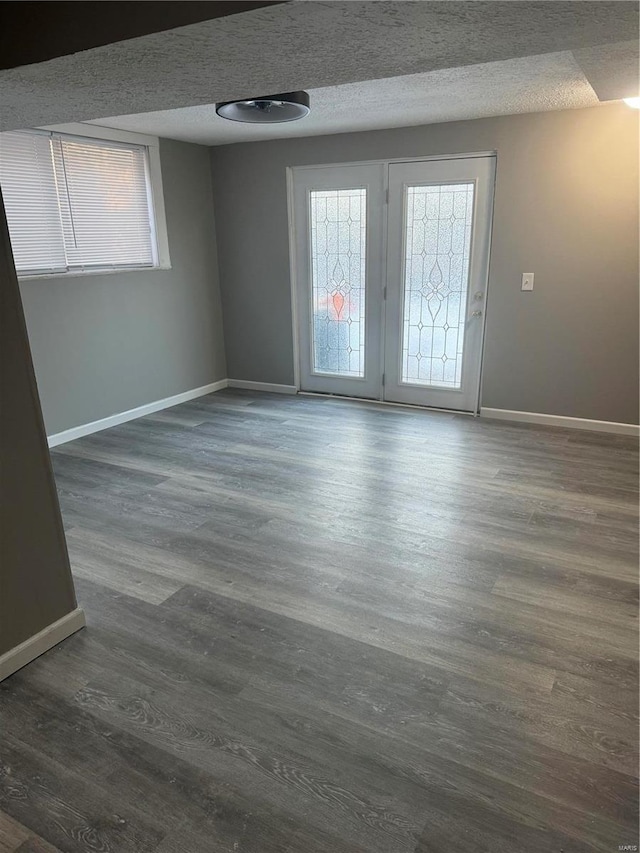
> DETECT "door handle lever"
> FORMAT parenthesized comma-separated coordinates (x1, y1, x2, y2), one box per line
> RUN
(471, 310, 483, 317)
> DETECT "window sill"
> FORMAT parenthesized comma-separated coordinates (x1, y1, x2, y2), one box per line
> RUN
(18, 263, 172, 281)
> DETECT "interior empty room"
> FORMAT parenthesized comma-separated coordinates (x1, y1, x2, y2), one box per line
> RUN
(0, 2, 638, 851)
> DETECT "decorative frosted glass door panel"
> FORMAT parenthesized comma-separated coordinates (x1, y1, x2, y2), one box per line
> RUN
(384, 158, 495, 410)
(401, 183, 474, 388)
(292, 164, 385, 398)
(310, 189, 366, 377)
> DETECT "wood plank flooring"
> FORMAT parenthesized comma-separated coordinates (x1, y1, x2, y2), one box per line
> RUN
(0, 809, 62, 852)
(1, 390, 638, 852)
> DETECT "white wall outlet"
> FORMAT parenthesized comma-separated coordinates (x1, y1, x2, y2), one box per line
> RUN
(521, 273, 534, 291)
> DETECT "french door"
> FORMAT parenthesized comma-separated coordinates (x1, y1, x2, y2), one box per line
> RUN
(292, 163, 385, 399)
(291, 155, 495, 412)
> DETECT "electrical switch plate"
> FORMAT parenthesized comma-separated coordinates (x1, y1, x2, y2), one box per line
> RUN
(521, 273, 534, 291)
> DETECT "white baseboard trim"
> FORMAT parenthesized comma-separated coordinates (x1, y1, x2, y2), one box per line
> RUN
(480, 407, 640, 436)
(0, 607, 86, 682)
(47, 379, 229, 447)
(227, 379, 298, 395)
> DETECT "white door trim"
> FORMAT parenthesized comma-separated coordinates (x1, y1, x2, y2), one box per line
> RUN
(286, 167, 302, 392)
(292, 151, 497, 172)
(288, 154, 496, 410)
(383, 156, 496, 412)
(291, 163, 386, 398)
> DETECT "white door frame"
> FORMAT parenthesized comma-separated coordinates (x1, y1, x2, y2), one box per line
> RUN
(287, 150, 497, 411)
(384, 156, 496, 412)
(290, 163, 386, 398)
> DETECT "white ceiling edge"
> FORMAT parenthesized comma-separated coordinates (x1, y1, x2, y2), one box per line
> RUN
(85, 51, 600, 147)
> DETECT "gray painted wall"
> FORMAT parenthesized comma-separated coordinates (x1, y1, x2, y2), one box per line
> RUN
(19, 138, 227, 436)
(0, 190, 77, 656)
(210, 103, 639, 424)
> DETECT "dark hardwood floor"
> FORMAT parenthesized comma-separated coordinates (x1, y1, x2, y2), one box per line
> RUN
(1, 390, 638, 852)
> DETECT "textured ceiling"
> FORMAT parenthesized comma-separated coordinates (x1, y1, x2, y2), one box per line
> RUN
(1, 1, 637, 132)
(572, 40, 640, 101)
(86, 52, 600, 146)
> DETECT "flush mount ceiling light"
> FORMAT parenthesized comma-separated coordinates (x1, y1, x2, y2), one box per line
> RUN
(215, 91, 310, 123)
(623, 96, 640, 109)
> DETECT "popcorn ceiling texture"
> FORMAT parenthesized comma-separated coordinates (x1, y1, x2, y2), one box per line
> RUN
(87, 52, 599, 146)
(0, 1, 636, 132)
(573, 40, 640, 101)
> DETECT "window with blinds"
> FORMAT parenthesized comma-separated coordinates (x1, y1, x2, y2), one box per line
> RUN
(0, 130, 159, 276)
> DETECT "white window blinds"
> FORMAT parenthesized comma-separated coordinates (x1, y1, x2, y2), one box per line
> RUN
(0, 132, 67, 274)
(0, 130, 157, 276)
